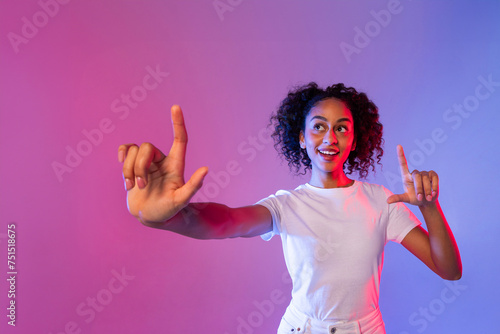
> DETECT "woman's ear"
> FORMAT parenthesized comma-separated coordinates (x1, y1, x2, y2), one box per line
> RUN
(351, 138, 357, 151)
(299, 131, 305, 149)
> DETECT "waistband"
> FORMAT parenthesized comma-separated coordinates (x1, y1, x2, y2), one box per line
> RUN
(279, 305, 385, 334)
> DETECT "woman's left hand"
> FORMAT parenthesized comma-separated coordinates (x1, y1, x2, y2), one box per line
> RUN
(386, 145, 439, 207)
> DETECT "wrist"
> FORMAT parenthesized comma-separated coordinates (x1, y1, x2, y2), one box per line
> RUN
(418, 200, 440, 213)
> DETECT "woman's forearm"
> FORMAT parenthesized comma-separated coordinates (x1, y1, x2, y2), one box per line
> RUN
(140, 202, 234, 240)
(419, 201, 462, 280)
(140, 202, 272, 240)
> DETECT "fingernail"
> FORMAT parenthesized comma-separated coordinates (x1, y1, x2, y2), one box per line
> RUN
(137, 176, 146, 189)
(118, 150, 124, 163)
(432, 191, 437, 197)
(124, 178, 133, 191)
(426, 195, 432, 201)
(417, 193, 423, 201)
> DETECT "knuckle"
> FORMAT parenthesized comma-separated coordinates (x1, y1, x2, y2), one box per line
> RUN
(174, 134, 188, 143)
(139, 142, 154, 152)
(128, 144, 139, 153)
(137, 143, 154, 162)
(123, 145, 138, 162)
(123, 143, 137, 150)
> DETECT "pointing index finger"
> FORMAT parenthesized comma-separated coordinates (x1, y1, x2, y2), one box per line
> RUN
(168, 105, 188, 175)
(397, 145, 410, 176)
(171, 105, 188, 145)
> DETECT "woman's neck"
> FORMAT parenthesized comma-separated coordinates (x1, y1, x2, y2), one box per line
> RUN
(308, 169, 354, 189)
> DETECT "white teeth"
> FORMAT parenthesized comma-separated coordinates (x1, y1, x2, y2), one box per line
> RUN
(319, 150, 337, 155)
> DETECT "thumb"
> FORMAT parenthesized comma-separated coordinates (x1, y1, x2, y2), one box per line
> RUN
(387, 193, 408, 204)
(177, 166, 209, 203)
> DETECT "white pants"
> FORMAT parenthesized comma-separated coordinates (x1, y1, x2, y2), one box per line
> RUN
(277, 306, 385, 334)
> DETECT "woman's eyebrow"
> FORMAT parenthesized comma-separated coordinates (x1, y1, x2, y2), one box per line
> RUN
(310, 115, 328, 122)
(336, 117, 352, 123)
(309, 115, 352, 123)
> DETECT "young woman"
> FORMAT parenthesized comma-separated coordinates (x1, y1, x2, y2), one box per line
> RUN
(118, 83, 461, 334)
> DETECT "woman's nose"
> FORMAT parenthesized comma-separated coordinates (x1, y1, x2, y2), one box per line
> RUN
(323, 130, 337, 144)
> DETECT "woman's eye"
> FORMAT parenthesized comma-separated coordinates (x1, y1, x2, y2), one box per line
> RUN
(337, 126, 348, 133)
(313, 124, 325, 131)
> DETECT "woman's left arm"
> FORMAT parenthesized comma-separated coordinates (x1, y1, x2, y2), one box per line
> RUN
(387, 145, 462, 280)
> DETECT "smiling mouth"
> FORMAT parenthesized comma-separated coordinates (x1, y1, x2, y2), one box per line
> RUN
(317, 149, 339, 159)
(318, 149, 338, 156)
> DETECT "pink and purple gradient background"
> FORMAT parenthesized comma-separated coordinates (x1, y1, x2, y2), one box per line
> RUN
(1, 1, 499, 333)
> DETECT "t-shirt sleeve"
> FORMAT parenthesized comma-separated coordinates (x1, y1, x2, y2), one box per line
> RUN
(383, 187, 422, 243)
(255, 194, 282, 241)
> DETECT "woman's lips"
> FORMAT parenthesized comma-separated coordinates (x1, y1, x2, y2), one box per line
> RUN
(317, 149, 339, 160)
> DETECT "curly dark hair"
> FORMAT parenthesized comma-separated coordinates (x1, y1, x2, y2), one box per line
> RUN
(270, 82, 384, 179)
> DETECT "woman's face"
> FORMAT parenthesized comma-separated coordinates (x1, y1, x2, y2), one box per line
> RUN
(299, 98, 356, 177)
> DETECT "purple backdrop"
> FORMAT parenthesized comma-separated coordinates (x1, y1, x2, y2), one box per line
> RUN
(1, 0, 499, 333)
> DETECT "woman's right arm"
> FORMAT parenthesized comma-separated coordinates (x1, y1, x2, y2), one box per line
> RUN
(118, 105, 272, 240)
(146, 203, 272, 239)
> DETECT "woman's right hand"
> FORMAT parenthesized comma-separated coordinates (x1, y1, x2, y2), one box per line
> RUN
(117, 105, 208, 225)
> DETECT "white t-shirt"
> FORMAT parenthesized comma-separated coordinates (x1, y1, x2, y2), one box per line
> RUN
(256, 180, 421, 322)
